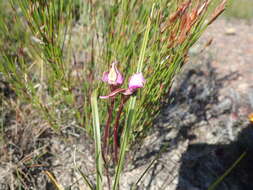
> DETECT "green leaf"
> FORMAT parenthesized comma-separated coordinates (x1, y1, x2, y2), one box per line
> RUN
(91, 90, 103, 190)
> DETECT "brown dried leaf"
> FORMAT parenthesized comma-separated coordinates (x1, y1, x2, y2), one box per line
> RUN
(208, 0, 227, 25)
(197, 0, 211, 16)
(160, 0, 192, 33)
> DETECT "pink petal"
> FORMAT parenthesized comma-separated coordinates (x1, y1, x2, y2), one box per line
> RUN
(99, 88, 126, 99)
(128, 73, 145, 90)
(115, 70, 124, 85)
(102, 62, 124, 86)
(102, 72, 109, 82)
(108, 62, 124, 85)
(122, 88, 134, 96)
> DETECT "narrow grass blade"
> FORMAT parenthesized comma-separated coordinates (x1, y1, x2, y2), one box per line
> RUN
(77, 167, 94, 190)
(91, 90, 103, 190)
(73, 146, 94, 190)
(44, 171, 64, 190)
(208, 151, 247, 190)
(131, 158, 156, 190)
(136, 3, 154, 73)
(131, 140, 171, 189)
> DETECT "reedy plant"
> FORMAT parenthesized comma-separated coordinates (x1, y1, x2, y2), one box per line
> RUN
(0, 0, 75, 131)
(0, 0, 228, 188)
(0, 0, 227, 140)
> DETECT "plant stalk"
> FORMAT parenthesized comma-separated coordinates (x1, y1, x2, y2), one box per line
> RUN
(103, 98, 115, 155)
(113, 95, 129, 163)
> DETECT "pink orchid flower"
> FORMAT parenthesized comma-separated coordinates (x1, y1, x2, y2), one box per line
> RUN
(100, 72, 145, 99)
(102, 62, 124, 86)
(124, 73, 145, 95)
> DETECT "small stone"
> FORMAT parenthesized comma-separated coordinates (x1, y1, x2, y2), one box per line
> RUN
(225, 28, 236, 35)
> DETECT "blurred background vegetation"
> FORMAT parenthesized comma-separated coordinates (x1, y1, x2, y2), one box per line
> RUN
(225, 0, 253, 20)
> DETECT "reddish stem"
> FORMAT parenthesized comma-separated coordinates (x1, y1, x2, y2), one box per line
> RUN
(103, 85, 118, 159)
(113, 96, 129, 163)
(103, 97, 115, 156)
